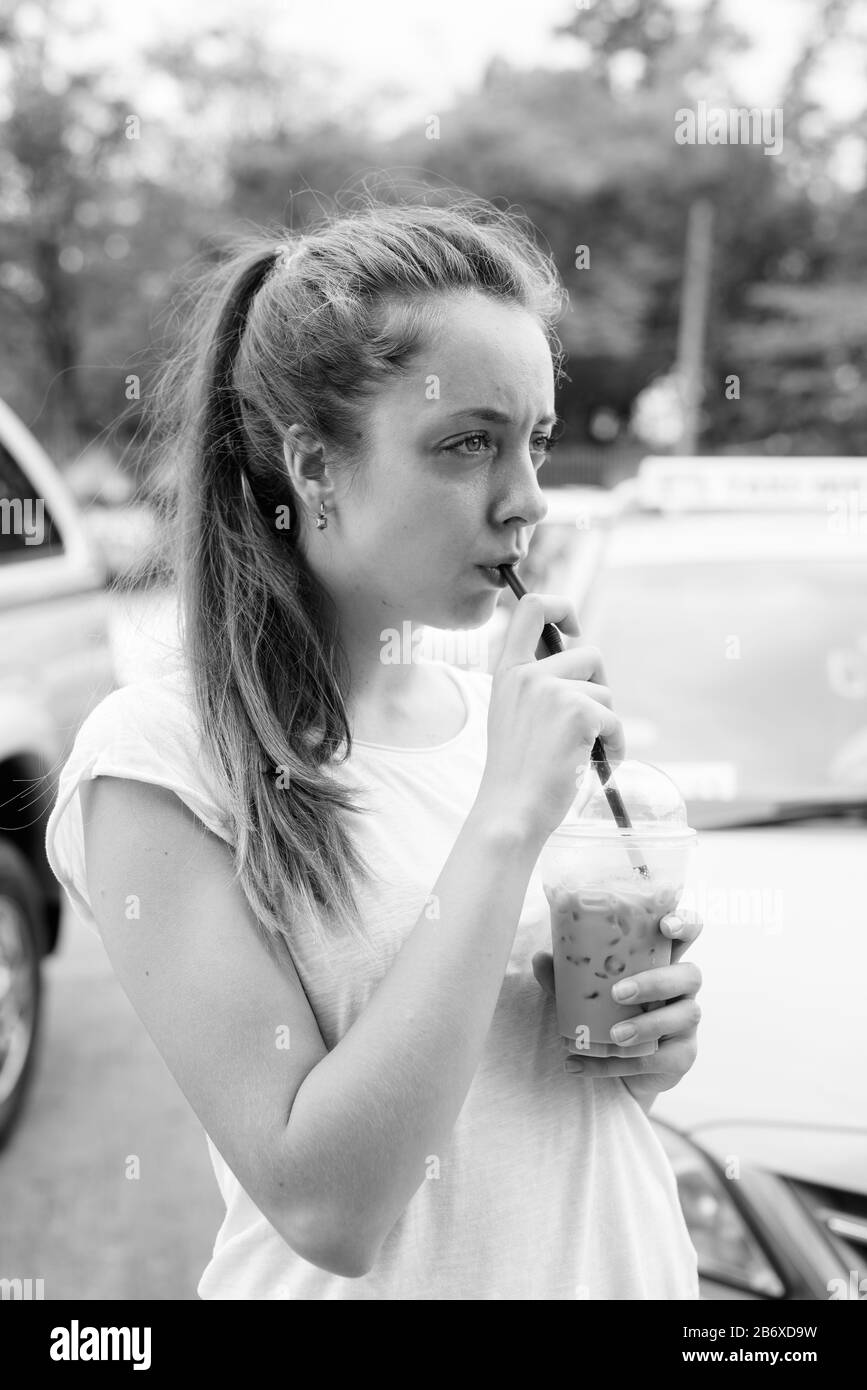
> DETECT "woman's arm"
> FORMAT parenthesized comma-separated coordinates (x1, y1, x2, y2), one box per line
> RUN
(280, 794, 543, 1272)
(81, 774, 543, 1279)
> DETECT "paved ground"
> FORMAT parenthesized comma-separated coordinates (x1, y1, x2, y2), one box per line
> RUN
(0, 906, 224, 1300)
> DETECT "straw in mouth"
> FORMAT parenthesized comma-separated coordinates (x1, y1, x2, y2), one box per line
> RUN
(496, 563, 649, 878)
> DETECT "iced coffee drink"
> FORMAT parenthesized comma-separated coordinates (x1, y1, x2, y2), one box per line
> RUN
(538, 761, 696, 1059)
(545, 878, 679, 1057)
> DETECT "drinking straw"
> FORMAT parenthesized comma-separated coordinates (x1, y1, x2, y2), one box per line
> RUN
(497, 564, 649, 878)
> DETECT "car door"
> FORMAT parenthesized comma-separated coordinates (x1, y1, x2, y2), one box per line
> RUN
(0, 404, 115, 772)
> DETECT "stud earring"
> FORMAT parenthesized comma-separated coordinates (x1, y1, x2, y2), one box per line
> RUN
(316, 501, 328, 530)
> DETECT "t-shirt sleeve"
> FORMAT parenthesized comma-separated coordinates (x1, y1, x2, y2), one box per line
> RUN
(45, 674, 234, 937)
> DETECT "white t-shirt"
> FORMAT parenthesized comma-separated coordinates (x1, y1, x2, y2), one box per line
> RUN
(45, 658, 700, 1301)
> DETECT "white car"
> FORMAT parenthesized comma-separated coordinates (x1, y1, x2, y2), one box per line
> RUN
(427, 458, 867, 1299)
(0, 398, 115, 1146)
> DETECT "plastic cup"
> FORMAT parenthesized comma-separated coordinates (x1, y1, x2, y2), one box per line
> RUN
(538, 761, 697, 1059)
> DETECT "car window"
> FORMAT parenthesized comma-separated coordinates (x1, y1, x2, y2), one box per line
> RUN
(580, 554, 867, 810)
(0, 440, 64, 563)
(522, 522, 580, 593)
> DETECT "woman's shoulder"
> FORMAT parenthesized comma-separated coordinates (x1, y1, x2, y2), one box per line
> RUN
(72, 664, 201, 760)
(46, 664, 232, 936)
(51, 663, 230, 845)
(61, 662, 228, 829)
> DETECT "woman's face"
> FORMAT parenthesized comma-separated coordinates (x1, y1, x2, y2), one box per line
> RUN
(306, 290, 556, 633)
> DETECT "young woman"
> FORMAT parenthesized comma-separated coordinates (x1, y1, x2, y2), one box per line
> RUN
(46, 194, 704, 1300)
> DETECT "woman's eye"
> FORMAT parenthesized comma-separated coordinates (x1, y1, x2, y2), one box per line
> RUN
(530, 435, 558, 465)
(443, 431, 559, 462)
(445, 432, 491, 456)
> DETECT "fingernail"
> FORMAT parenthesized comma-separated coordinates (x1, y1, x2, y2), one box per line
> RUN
(612, 980, 638, 1002)
(664, 915, 683, 936)
(611, 1023, 637, 1043)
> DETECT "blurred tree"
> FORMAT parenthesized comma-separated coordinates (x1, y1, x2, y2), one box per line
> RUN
(210, 0, 867, 459)
(554, 0, 680, 92)
(0, 2, 212, 468)
(0, 2, 121, 452)
(375, 4, 787, 452)
(0, 6, 342, 472)
(2, 0, 866, 475)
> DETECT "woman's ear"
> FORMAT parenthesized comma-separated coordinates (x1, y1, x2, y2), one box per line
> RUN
(284, 426, 326, 481)
(282, 431, 333, 526)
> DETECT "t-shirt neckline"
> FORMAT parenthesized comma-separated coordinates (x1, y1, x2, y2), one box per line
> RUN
(350, 661, 472, 755)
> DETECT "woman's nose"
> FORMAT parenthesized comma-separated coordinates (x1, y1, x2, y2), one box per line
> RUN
(497, 453, 549, 528)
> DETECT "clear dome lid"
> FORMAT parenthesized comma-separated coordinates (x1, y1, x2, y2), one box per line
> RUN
(551, 758, 694, 840)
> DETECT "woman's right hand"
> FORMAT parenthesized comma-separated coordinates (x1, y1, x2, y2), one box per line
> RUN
(475, 592, 626, 847)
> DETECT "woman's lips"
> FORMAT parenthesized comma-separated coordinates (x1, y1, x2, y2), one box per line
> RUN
(476, 565, 509, 587)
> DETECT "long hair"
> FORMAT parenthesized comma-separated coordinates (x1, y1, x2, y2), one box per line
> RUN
(140, 190, 568, 959)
